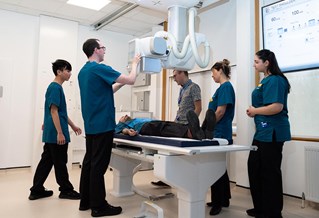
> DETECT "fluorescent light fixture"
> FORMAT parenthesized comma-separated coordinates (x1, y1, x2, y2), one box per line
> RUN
(67, 0, 111, 11)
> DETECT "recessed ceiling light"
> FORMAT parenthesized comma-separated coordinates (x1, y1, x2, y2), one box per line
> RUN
(67, 0, 111, 11)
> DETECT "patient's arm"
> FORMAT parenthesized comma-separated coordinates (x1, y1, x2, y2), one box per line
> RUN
(122, 128, 138, 136)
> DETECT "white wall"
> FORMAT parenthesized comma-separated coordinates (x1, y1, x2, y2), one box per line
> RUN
(0, 9, 135, 169)
(0, 10, 39, 168)
(167, 0, 237, 123)
(32, 15, 79, 169)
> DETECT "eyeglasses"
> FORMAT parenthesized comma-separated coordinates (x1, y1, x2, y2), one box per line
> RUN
(97, 46, 106, 51)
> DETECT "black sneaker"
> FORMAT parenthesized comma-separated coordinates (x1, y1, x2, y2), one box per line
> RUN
(59, 190, 81, 200)
(91, 202, 122, 217)
(186, 110, 205, 140)
(29, 189, 53, 200)
(201, 109, 216, 139)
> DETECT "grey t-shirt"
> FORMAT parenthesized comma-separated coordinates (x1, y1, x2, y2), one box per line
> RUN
(175, 81, 201, 124)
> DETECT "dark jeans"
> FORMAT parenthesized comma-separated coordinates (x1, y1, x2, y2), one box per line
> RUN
(30, 143, 74, 193)
(140, 121, 188, 138)
(248, 139, 284, 218)
(79, 131, 114, 209)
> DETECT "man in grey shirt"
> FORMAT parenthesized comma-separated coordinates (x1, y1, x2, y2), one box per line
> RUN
(173, 70, 202, 124)
(151, 70, 202, 187)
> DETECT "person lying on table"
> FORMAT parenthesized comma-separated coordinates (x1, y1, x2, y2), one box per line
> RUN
(115, 109, 216, 141)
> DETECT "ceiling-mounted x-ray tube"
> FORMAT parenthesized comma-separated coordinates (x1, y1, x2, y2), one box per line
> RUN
(188, 7, 210, 68)
(127, 5, 210, 73)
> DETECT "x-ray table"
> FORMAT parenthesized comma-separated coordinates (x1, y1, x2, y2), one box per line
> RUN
(110, 136, 253, 218)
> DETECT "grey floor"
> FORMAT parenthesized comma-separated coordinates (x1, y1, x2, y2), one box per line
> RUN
(0, 164, 318, 218)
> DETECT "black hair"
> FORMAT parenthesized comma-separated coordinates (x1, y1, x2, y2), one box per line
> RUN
(256, 49, 291, 93)
(52, 59, 72, 76)
(82, 38, 100, 58)
(211, 59, 231, 79)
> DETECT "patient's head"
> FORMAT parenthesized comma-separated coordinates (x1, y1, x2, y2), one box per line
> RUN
(119, 115, 132, 123)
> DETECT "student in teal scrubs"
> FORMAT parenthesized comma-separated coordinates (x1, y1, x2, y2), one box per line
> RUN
(78, 38, 141, 217)
(246, 49, 291, 218)
(29, 59, 82, 201)
(206, 59, 235, 216)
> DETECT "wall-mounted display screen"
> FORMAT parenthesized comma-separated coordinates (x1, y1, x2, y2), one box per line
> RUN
(262, 0, 319, 72)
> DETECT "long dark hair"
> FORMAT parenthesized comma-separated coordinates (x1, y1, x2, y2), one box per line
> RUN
(256, 49, 291, 93)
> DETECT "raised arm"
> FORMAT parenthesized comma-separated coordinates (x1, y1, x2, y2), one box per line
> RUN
(115, 54, 141, 85)
(112, 83, 125, 93)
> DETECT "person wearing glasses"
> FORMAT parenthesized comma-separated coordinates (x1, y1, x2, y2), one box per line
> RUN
(78, 38, 141, 217)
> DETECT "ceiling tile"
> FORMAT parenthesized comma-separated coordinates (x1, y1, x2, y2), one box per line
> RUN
(0, 0, 168, 36)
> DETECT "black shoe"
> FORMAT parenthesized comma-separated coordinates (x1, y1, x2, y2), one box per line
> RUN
(207, 200, 229, 207)
(151, 180, 170, 187)
(246, 208, 257, 217)
(202, 109, 216, 139)
(59, 190, 81, 200)
(222, 199, 230, 207)
(29, 189, 53, 200)
(186, 110, 205, 140)
(79, 200, 90, 211)
(91, 202, 122, 217)
(79, 205, 90, 211)
(209, 205, 222, 216)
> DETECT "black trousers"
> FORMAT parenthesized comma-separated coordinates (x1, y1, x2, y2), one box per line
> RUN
(248, 139, 284, 218)
(140, 121, 188, 138)
(210, 140, 233, 205)
(210, 171, 231, 205)
(79, 131, 113, 209)
(30, 143, 74, 193)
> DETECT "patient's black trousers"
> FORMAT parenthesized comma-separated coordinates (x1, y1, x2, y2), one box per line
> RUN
(140, 121, 188, 138)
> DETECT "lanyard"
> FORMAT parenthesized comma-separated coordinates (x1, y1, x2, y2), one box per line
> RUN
(178, 79, 192, 105)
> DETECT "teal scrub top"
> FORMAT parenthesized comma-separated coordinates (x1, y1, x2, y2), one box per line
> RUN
(42, 82, 70, 143)
(115, 118, 154, 134)
(78, 61, 121, 134)
(251, 75, 291, 142)
(208, 81, 235, 141)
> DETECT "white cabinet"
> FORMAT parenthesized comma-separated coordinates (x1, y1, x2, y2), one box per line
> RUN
(135, 91, 150, 111)
(133, 73, 151, 87)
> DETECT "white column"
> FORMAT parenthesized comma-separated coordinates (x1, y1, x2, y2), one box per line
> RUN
(234, 0, 256, 187)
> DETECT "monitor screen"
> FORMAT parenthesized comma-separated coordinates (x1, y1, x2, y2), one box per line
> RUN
(262, 0, 319, 72)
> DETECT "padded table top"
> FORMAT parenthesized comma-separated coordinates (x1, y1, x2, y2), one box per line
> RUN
(114, 133, 223, 147)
